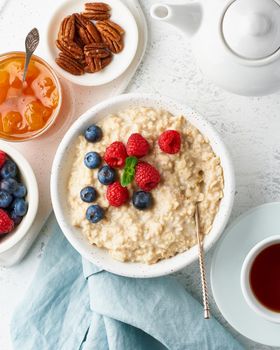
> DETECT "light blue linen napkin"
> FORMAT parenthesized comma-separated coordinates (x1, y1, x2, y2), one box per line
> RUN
(11, 214, 244, 350)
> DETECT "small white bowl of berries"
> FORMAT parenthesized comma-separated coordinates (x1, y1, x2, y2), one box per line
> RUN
(0, 142, 39, 257)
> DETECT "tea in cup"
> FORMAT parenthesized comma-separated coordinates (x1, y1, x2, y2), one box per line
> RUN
(241, 235, 280, 323)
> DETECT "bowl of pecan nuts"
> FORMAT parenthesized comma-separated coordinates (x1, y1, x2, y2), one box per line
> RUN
(46, 0, 138, 86)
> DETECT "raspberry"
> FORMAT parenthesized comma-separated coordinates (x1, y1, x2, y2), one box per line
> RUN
(0, 151, 6, 169)
(104, 142, 127, 168)
(0, 209, 14, 235)
(106, 181, 129, 207)
(126, 133, 149, 158)
(158, 130, 181, 154)
(135, 161, 160, 191)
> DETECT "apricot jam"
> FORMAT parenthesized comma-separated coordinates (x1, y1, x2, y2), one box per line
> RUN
(0, 52, 61, 141)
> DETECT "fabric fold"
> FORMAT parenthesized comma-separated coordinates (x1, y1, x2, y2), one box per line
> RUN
(11, 215, 244, 350)
(84, 266, 243, 350)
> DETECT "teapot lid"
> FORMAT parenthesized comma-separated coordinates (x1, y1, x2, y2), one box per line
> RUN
(222, 0, 280, 60)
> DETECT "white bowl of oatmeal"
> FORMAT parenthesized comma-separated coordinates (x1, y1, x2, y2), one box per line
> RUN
(51, 93, 235, 278)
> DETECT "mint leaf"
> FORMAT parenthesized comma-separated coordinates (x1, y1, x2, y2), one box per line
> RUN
(125, 156, 138, 169)
(121, 156, 138, 187)
(121, 173, 133, 187)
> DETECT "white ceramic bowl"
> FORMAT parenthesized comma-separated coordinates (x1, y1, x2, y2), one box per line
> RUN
(0, 142, 39, 254)
(241, 235, 280, 323)
(46, 0, 139, 86)
(51, 93, 235, 278)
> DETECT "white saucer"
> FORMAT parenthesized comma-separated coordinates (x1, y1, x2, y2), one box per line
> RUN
(46, 0, 139, 86)
(211, 202, 280, 347)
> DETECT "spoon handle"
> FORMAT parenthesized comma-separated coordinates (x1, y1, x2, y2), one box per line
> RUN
(22, 52, 32, 83)
(195, 204, 210, 319)
(22, 28, 40, 83)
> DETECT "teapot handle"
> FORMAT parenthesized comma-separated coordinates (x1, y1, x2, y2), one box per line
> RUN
(150, 2, 202, 39)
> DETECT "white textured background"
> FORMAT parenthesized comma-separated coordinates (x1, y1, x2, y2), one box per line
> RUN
(1, 0, 280, 349)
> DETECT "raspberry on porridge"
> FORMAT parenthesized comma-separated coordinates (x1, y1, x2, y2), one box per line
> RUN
(67, 107, 224, 264)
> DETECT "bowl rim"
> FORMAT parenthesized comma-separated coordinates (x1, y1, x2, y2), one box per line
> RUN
(0, 142, 39, 253)
(0, 51, 62, 142)
(51, 93, 235, 278)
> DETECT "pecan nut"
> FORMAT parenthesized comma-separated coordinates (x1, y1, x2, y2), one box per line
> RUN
(74, 13, 88, 29)
(56, 39, 84, 60)
(84, 43, 111, 58)
(66, 14, 76, 41)
(96, 20, 125, 54)
(102, 36, 123, 54)
(74, 34, 84, 49)
(58, 15, 75, 42)
(102, 19, 125, 35)
(58, 16, 68, 41)
(82, 11, 110, 20)
(96, 20, 121, 41)
(78, 26, 92, 45)
(85, 54, 112, 73)
(85, 2, 111, 11)
(101, 55, 112, 69)
(83, 2, 111, 20)
(86, 21, 102, 42)
(56, 53, 84, 75)
(84, 42, 108, 49)
(85, 49, 110, 58)
(85, 55, 102, 73)
(75, 13, 101, 43)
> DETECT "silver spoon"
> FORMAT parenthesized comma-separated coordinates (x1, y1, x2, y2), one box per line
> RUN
(195, 204, 210, 319)
(22, 28, 40, 83)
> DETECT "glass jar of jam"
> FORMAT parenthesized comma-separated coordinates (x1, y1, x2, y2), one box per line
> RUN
(0, 52, 62, 141)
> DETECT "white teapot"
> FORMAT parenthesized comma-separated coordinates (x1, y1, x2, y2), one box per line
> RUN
(150, 0, 280, 96)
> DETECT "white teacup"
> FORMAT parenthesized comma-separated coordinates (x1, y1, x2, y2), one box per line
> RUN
(241, 235, 280, 323)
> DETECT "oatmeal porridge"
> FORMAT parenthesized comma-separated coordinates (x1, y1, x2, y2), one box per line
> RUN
(68, 107, 224, 264)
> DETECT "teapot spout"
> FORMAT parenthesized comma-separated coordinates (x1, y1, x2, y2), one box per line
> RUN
(150, 1, 202, 39)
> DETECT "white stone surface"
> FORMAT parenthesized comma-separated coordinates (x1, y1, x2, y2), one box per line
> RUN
(1, 0, 280, 349)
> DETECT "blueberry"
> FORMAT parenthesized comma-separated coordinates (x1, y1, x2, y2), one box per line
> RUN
(84, 125, 102, 143)
(80, 186, 97, 203)
(14, 183, 27, 198)
(86, 205, 104, 223)
(0, 190, 13, 208)
(0, 178, 18, 194)
(12, 198, 28, 217)
(10, 210, 23, 225)
(84, 152, 101, 169)
(98, 165, 116, 185)
(1, 160, 18, 179)
(132, 191, 152, 210)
